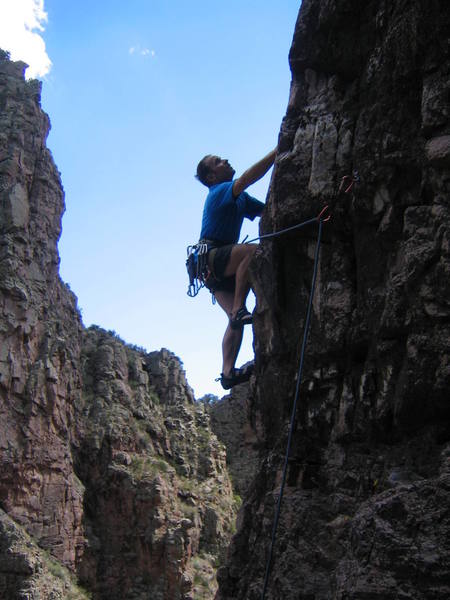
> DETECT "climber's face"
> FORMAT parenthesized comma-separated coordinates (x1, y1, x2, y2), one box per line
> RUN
(203, 155, 235, 185)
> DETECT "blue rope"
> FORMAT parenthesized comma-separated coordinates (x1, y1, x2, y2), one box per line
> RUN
(245, 216, 319, 244)
(261, 217, 324, 600)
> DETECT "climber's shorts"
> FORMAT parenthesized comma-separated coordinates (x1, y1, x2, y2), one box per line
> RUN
(205, 244, 235, 294)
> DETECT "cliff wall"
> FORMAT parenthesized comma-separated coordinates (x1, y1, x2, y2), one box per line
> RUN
(0, 53, 85, 571)
(0, 52, 237, 600)
(209, 381, 260, 498)
(218, 1, 450, 598)
(2, 0, 450, 596)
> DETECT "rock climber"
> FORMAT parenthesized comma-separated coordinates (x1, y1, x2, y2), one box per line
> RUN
(195, 148, 277, 390)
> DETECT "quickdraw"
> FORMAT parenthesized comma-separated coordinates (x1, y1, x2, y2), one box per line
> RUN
(339, 169, 360, 194)
(186, 242, 210, 297)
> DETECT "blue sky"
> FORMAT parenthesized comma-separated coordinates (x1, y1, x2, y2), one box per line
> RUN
(1, 0, 301, 398)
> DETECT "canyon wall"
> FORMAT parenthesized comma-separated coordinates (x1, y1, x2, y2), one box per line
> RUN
(209, 381, 260, 499)
(217, 0, 450, 598)
(2, 0, 450, 596)
(0, 52, 237, 600)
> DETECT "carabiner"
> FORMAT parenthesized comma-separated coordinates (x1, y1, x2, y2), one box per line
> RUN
(339, 170, 359, 194)
(317, 205, 331, 223)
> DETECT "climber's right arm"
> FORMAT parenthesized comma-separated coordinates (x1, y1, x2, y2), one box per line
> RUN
(232, 148, 277, 198)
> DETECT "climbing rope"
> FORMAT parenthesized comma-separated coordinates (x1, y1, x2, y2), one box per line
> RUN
(245, 205, 330, 244)
(258, 171, 359, 599)
(260, 215, 325, 600)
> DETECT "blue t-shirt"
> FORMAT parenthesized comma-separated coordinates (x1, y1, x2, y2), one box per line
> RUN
(200, 181, 264, 245)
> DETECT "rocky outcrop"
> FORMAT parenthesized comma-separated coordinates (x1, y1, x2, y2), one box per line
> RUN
(0, 51, 237, 600)
(218, 1, 450, 598)
(0, 510, 90, 600)
(209, 382, 260, 498)
(75, 328, 237, 600)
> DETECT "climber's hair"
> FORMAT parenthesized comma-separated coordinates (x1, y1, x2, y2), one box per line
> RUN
(196, 155, 212, 187)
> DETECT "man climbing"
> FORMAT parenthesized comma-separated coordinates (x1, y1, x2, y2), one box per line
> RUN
(196, 147, 277, 389)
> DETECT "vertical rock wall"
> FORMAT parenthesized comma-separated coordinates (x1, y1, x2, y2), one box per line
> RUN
(218, 1, 450, 598)
(0, 53, 85, 569)
(209, 382, 261, 498)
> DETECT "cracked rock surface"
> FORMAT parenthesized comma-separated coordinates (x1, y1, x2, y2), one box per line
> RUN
(217, 1, 450, 598)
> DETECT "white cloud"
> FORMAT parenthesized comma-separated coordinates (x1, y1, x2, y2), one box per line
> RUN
(0, 0, 51, 78)
(129, 44, 156, 59)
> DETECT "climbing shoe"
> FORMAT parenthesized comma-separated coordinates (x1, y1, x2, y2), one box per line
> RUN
(230, 307, 253, 330)
(218, 363, 254, 390)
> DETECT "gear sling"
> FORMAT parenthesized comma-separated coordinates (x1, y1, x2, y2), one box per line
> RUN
(186, 241, 210, 297)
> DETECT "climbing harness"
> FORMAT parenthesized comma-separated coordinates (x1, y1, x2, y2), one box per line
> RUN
(259, 171, 359, 600)
(186, 241, 210, 297)
(185, 207, 331, 298)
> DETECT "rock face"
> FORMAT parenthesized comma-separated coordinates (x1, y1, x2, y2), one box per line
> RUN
(217, 1, 450, 599)
(0, 510, 90, 600)
(209, 382, 260, 498)
(0, 51, 237, 600)
(0, 52, 85, 570)
(75, 331, 236, 600)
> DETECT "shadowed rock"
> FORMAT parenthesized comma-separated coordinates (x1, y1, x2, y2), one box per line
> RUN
(217, 1, 450, 598)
